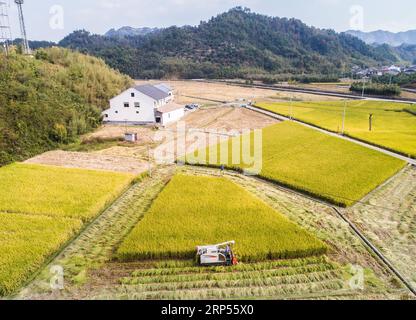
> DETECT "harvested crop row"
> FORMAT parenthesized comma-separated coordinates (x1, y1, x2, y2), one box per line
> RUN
(122, 265, 338, 285)
(130, 256, 332, 277)
(115, 279, 348, 300)
(117, 174, 327, 262)
(121, 270, 341, 292)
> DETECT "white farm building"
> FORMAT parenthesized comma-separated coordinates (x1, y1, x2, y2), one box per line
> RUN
(102, 83, 184, 125)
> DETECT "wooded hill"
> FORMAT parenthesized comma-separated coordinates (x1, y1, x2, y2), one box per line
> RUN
(0, 47, 132, 166)
(59, 7, 399, 79)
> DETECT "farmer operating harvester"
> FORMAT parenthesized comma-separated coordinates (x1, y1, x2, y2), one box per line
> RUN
(196, 241, 238, 266)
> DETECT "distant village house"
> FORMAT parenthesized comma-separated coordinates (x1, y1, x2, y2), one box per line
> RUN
(352, 64, 416, 78)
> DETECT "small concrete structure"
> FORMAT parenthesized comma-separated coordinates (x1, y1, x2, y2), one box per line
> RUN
(124, 132, 138, 142)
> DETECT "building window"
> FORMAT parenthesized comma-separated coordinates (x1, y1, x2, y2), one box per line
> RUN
(124, 103, 129, 108)
(131, 92, 135, 97)
(134, 102, 140, 108)
(115, 111, 118, 114)
(136, 111, 139, 114)
(104, 114, 109, 118)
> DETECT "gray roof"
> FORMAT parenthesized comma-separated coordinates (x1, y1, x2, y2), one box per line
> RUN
(154, 83, 172, 94)
(134, 84, 169, 101)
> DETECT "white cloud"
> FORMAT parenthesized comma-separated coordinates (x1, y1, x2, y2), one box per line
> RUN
(99, 0, 121, 9)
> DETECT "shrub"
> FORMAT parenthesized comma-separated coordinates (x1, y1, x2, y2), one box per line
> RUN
(51, 123, 68, 143)
(350, 82, 401, 96)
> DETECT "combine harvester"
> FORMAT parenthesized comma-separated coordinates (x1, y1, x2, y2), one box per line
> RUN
(196, 241, 238, 266)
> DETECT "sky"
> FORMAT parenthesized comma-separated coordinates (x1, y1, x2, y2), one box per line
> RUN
(4, 0, 416, 42)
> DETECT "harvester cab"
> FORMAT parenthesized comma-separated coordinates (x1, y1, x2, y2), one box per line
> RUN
(196, 241, 238, 266)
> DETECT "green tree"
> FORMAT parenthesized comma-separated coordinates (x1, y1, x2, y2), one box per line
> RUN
(51, 124, 68, 143)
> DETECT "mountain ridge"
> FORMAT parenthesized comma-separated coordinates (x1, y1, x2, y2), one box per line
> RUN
(346, 29, 416, 46)
(59, 7, 401, 79)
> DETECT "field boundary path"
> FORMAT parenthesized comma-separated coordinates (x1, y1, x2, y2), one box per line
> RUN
(180, 94, 229, 104)
(246, 105, 416, 166)
(17, 166, 175, 300)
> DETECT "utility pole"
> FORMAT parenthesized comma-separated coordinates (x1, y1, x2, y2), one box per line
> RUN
(341, 100, 347, 135)
(0, 0, 12, 55)
(289, 95, 293, 120)
(369, 113, 373, 132)
(14, 0, 30, 55)
(362, 78, 366, 98)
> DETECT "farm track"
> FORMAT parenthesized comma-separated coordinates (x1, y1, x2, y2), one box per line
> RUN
(17, 166, 175, 300)
(179, 95, 228, 104)
(83, 256, 356, 300)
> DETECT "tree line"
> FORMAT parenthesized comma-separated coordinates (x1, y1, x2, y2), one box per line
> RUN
(58, 7, 398, 80)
